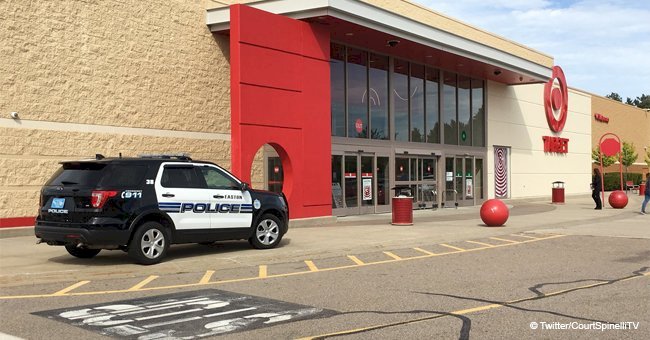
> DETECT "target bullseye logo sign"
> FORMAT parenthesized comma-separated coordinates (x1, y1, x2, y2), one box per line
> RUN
(544, 66, 568, 133)
(542, 66, 570, 154)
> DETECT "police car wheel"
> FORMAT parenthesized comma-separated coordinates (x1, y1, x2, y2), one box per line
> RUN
(128, 222, 169, 265)
(65, 245, 101, 259)
(249, 214, 283, 249)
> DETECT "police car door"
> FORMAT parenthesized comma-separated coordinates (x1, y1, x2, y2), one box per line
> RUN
(156, 163, 212, 230)
(198, 165, 253, 229)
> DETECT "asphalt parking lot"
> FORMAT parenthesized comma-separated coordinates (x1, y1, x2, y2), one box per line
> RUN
(0, 195, 648, 339)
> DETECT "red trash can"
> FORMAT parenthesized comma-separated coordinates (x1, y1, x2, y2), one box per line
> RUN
(392, 197, 413, 225)
(552, 181, 565, 204)
(640, 183, 646, 196)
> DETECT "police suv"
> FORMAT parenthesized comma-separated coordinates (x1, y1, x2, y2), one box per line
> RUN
(35, 154, 289, 264)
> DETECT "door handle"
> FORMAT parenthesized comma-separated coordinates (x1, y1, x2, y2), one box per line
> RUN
(162, 193, 175, 198)
(213, 195, 224, 199)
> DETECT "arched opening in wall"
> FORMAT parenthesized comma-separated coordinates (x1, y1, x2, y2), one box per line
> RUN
(250, 144, 285, 194)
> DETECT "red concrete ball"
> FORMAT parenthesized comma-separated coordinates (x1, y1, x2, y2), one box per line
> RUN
(480, 199, 509, 227)
(608, 190, 628, 209)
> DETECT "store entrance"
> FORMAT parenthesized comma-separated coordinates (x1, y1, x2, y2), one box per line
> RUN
(332, 153, 390, 215)
(394, 156, 439, 209)
(444, 156, 484, 207)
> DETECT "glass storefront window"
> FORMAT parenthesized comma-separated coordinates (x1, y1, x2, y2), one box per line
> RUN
(426, 68, 440, 144)
(410, 64, 425, 142)
(410, 158, 417, 181)
(395, 157, 409, 181)
(422, 158, 435, 181)
(347, 48, 368, 138)
(465, 157, 473, 199)
(475, 158, 484, 199)
(369, 54, 389, 140)
(331, 155, 343, 208)
(377, 157, 389, 205)
(267, 157, 283, 194)
(394, 59, 409, 142)
(330, 43, 346, 137)
(458, 76, 471, 146)
(344, 155, 358, 207)
(455, 158, 463, 200)
(472, 80, 485, 147)
(361, 156, 374, 206)
(443, 72, 457, 145)
(330, 44, 485, 147)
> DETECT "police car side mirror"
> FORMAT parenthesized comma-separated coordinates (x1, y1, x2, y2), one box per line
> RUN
(240, 182, 249, 191)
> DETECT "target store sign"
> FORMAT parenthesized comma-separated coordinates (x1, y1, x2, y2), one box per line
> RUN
(542, 66, 569, 153)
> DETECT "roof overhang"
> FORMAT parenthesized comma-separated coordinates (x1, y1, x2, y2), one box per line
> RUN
(207, 0, 553, 84)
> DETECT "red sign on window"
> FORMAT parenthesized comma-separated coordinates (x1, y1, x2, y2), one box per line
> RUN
(355, 119, 363, 133)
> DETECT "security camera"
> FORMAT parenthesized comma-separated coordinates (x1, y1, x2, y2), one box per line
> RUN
(387, 40, 400, 47)
(10, 112, 19, 119)
(493, 69, 502, 76)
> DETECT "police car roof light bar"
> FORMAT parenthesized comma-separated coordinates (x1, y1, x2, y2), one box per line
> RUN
(138, 153, 192, 161)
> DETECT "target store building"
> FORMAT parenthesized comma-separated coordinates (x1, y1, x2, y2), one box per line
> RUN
(0, 0, 593, 226)
(207, 1, 591, 218)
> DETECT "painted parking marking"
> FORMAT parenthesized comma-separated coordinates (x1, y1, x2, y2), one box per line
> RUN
(199, 270, 215, 284)
(0, 234, 567, 300)
(412, 247, 438, 256)
(509, 234, 538, 239)
(304, 261, 319, 272)
(52, 280, 90, 296)
(34, 289, 336, 339)
(439, 243, 466, 252)
(128, 276, 158, 291)
(465, 240, 496, 248)
(347, 255, 365, 265)
(489, 237, 519, 244)
(383, 251, 402, 260)
(0, 332, 25, 340)
(258, 265, 268, 278)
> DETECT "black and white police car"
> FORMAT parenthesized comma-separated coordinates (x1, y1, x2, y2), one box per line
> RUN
(35, 154, 289, 264)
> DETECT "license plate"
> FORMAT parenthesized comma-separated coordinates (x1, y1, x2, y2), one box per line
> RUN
(51, 198, 65, 209)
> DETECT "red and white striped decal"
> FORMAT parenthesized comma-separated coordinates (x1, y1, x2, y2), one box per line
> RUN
(494, 147, 508, 198)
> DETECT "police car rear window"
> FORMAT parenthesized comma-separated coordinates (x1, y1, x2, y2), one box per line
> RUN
(98, 165, 147, 187)
(46, 163, 106, 187)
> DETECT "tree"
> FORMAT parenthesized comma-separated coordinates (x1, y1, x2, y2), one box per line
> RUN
(605, 92, 622, 102)
(620, 142, 638, 182)
(645, 149, 650, 168)
(592, 146, 616, 168)
(626, 97, 634, 105)
(631, 94, 650, 109)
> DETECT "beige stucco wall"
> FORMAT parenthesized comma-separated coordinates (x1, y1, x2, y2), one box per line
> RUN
(0, 0, 234, 219)
(487, 82, 592, 198)
(207, 0, 553, 68)
(591, 96, 650, 176)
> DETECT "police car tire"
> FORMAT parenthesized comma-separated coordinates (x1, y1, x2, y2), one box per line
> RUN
(128, 222, 169, 265)
(65, 245, 101, 259)
(249, 214, 284, 249)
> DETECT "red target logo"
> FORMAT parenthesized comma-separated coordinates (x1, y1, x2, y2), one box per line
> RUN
(544, 66, 568, 133)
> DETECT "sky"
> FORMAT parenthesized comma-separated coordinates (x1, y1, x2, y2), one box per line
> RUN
(419, 0, 650, 100)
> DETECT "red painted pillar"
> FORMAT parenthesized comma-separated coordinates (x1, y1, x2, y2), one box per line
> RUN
(229, 5, 331, 219)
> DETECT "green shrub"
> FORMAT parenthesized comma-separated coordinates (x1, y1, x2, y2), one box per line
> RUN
(603, 172, 642, 191)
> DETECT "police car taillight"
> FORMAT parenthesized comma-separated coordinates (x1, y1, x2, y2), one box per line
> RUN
(91, 190, 118, 208)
